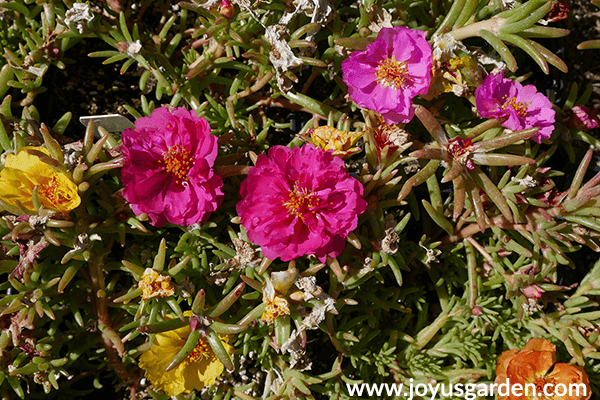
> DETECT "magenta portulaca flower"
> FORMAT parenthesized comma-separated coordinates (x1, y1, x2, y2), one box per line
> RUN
(475, 72, 555, 143)
(121, 107, 223, 226)
(565, 105, 600, 130)
(342, 26, 433, 125)
(237, 145, 367, 262)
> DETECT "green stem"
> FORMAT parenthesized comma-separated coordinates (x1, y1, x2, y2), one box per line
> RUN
(450, 17, 506, 41)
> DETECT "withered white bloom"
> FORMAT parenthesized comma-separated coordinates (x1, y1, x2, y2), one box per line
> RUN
(23, 65, 47, 77)
(294, 276, 322, 301)
(265, 25, 303, 92)
(263, 275, 276, 300)
(28, 215, 51, 231)
(198, 0, 220, 9)
(419, 240, 441, 266)
(366, 5, 392, 33)
(73, 232, 102, 251)
(302, 297, 336, 330)
(500, 0, 517, 10)
(126, 40, 142, 58)
(522, 298, 544, 315)
(470, 47, 506, 75)
(511, 175, 537, 188)
(431, 33, 466, 63)
(231, 0, 264, 27)
(227, 238, 261, 268)
(64, 3, 95, 34)
(381, 227, 399, 255)
(281, 330, 312, 370)
(74, 233, 90, 251)
(380, 214, 399, 254)
(282, 0, 334, 26)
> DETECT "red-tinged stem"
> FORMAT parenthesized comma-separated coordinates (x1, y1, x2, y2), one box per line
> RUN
(215, 165, 252, 177)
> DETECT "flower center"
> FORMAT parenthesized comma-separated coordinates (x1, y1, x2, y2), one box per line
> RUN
(186, 336, 210, 363)
(529, 376, 555, 400)
(375, 58, 409, 90)
(284, 183, 321, 222)
(38, 176, 71, 208)
(160, 144, 194, 184)
(502, 95, 529, 117)
(139, 268, 174, 301)
(261, 295, 290, 325)
(447, 137, 475, 170)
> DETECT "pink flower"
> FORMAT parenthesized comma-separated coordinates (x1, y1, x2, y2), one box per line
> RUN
(565, 105, 600, 130)
(475, 72, 555, 143)
(237, 144, 367, 262)
(520, 284, 545, 300)
(121, 107, 223, 226)
(342, 26, 433, 125)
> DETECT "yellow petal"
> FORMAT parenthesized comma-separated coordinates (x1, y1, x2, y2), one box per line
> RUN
(0, 147, 80, 212)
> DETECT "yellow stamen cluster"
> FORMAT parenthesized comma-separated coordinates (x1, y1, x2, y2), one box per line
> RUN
(261, 295, 290, 325)
(375, 58, 409, 90)
(139, 268, 175, 301)
(38, 176, 74, 209)
(186, 337, 210, 363)
(159, 144, 194, 184)
(309, 126, 362, 157)
(502, 96, 529, 117)
(284, 184, 321, 222)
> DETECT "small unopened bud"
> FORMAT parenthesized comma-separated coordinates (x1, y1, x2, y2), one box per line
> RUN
(220, 0, 235, 19)
(189, 315, 200, 331)
(471, 305, 483, 316)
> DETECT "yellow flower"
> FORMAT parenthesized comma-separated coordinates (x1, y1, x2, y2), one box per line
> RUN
(261, 294, 290, 325)
(138, 312, 232, 396)
(308, 126, 362, 158)
(0, 146, 80, 212)
(138, 268, 175, 301)
(261, 276, 291, 324)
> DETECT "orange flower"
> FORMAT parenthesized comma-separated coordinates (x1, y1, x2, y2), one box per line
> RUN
(495, 338, 591, 400)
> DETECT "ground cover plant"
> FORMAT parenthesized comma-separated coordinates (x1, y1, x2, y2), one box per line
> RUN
(1, 0, 600, 399)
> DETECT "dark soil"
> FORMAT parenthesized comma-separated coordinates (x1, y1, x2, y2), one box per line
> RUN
(29, 2, 600, 141)
(565, 0, 600, 109)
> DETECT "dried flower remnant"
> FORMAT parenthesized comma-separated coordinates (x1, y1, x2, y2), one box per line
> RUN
(427, 34, 482, 98)
(0, 147, 80, 213)
(227, 238, 261, 269)
(475, 72, 555, 143)
(543, 0, 571, 23)
(120, 107, 224, 227)
(64, 3, 95, 34)
(365, 4, 393, 33)
(305, 126, 362, 158)
(511, 175, 537, 188)
(447, 137, 475, 170)
(522, 298, 544, 315)
(369, 114, 410, 159)
(565, 105, 600, 130)
(138, 313, 231, 396)
(261, 277, 291, 325)
(237, 144, 366, 262)
(265, 25, 303, 91)
(495, 338, 591, 400)
(126, 40, 142, 58)
(139, 268, 175, 301)
(431, 33, 465, 63)
(342, 26, 432, 125)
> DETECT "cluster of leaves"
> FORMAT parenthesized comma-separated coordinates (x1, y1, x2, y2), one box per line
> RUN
(1, 0, 600, 399)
